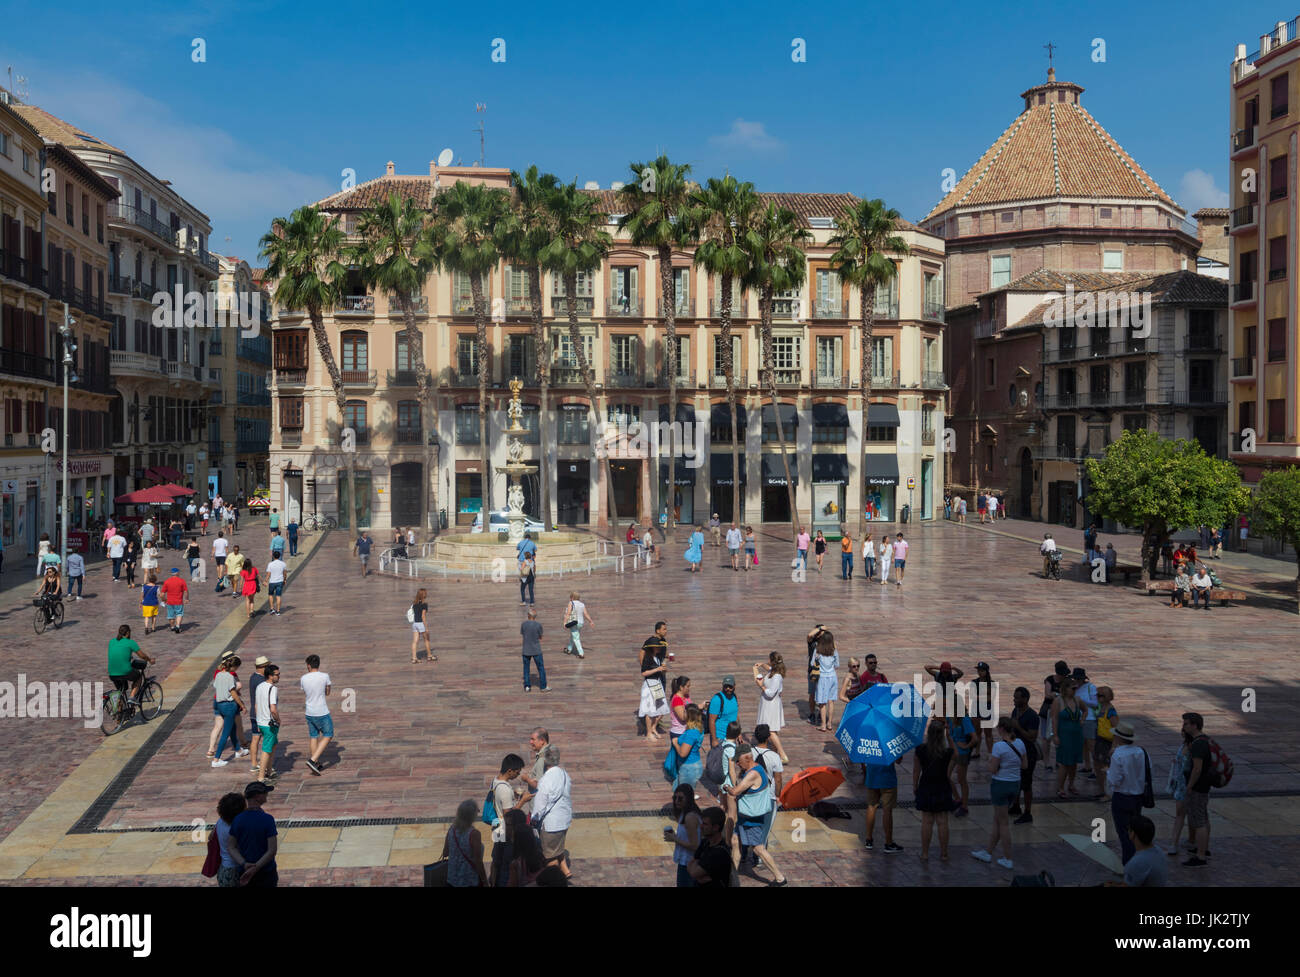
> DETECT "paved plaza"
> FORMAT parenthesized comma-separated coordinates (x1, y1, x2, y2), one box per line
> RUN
(0, 516, 1297, 886)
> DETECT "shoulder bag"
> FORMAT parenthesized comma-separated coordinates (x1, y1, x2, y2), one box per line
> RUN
(1140, 748, 1155, 808)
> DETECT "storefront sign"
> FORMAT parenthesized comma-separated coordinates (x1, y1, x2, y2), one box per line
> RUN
(54, 457, 109, 476)
(67, 531, 89, 553)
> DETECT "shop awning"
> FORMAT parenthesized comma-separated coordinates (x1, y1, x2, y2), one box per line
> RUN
(762, 453, 799, 486)
(867, 402, 900, 428)
(657, 403, 697, 424)
(145, 465, 185, 483)
(762, 403, 799, 434)
(812, 454, 850, 485)
(863, 453, 900, 486)
(709, 452, 747, 486)
(659, 458, 697, 486)
(709, 403, 747, 437)
(812, 403, 849, 426)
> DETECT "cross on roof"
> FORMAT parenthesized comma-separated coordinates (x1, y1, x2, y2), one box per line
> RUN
(1044, 42, 1056, 70)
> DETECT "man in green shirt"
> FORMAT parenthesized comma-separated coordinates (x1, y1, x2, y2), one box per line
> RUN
(269, 508, 280, 534)
(108, 624, 155, 702)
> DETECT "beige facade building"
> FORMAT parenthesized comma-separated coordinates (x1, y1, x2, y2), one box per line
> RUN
(269, 163, 947, 533)
(1229, 20, 1300, 487)
(208, 256, 271, 497)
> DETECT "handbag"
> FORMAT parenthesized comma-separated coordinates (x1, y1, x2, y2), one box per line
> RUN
(663, 742, 680, 782)
(201, 828, 220, 878)
(423, 859, 449, 886)
(1140, 748, 1155, 808)
(645, 678, 666, 709)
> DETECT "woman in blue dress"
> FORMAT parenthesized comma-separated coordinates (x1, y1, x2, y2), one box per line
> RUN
(684, 525, 705, 572)
(814, 631, 840, 731)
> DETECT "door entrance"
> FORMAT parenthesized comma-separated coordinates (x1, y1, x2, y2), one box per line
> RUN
(609, 460, 640, 522)
(557, 460, 591, 525)
(1019, 449, 1033, 518)
(391, 462, 423, 527)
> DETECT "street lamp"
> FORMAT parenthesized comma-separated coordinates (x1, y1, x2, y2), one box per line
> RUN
(58, 310, 78, 569)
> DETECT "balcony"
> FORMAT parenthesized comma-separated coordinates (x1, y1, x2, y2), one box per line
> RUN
(165, 361, 203, 382)
(550, 367, 587, 387)
(552, 295, 594, 317)
(1041, 394, 1078, 410)
(812, 303, 845, 320)
(1232, 126, 1256, 154)
(771, 298, 798, 320)
(710, 371, 749, 389)
(1120, 388, 1148, 406)
(206, 367, 222, 385)
(710, 296, 746, 318)
(921, 370, 947, 389)
(107, 203, 177, 248)
(873, 301, 900, 320)
(921, 429, 936, 446)
(1231, 203, 1257, 230)
(868, 371, 901, 388)
(0, 349, 57, 382)
(1231, 281, 1255, 304)
(813, 372, 849, 389)
(341, 368, 377, 388)
(237, 391, 272, 406)
(1039, 444, 1081, 462)
(605, 369, 643, 388)
(446, 371, 482, 388)
(388, 294, 429, 316)
(395, 427, 423, 444)
(334, 295, 374, 316)
(606, 297, 641, 317)
(1185, 334, 1223, 353)
(654, 370, 698, 388)
(923, 300, 945, 322)
(674, 297, 695, 318)
(111, 350, 167, 377)
(1172, 388, 1227, 406)
(451, 296, 476, 316)
(503, 297, 531, 317)
(276, 305, 305, 318)
(72, 371, 113, 395)
(1231, 356, 1255, 379)
(0, 248, 47, 290)
(773, 369, 802, 387)
(386, 368, 431, 387)
(280, 429, 302, 447)
(198, 250, 220, 275)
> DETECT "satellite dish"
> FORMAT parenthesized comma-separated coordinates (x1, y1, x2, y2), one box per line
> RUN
(437, 148, 453, 167)
(583, 181, 600, 190)
(610, 181, 624, 191)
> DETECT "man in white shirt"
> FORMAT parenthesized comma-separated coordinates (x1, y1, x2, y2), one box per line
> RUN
(987, 494, 999, 519)
(1190, 567, 1213, 610)
(879, 536, 893, 585)
(1039, 533, 1058, 577)
(642, 527, 657, 565)
(489, 753, 525, 886)
(199, 504, 210, 536)
(108, 532, 127, 582)
(254, 664, 281, 782)
(299, 655, 331, 775)
(1105, 722, 1147, 864)
(185, 501, 197, 531)
(532, 745, 572, 879)
(725, 524, 742, 571)
(212, 533, 230, 592)
(265, 555, 287, 615)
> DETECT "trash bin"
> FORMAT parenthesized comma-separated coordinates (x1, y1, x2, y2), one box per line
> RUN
(901, 504, 911, 524)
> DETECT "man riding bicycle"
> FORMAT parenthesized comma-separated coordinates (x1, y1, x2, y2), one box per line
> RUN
(108, 624, 156, 703)
(1040, 533, 1059, 577)
(33, 566, 63, 624)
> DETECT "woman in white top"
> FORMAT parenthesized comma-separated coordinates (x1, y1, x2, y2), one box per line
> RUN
(753, 652, 790, 762)
(141, 541, 160, 575)
(878, 536, 894, 585)
(563, 591, 593, 658)
(35, 532, 53, 576)
(861, 534, 876, 581)
(971, 717, 1027, 870)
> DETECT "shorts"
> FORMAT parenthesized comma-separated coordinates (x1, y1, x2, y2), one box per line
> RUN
(977, 507, 987, 515)
(990, 779, 1019, 807)
(412, 622, 426, 633)
(744, 547, 755, 555)
(864, 787, 897, 810)
(110, 664, 144, 693)
(728, 547, 739, 556)
(359, 554, 370, 565)
(306, 713, 334, 738)
(808, 676, 819, 698)
(539, 828, 568, 860)
(1186, 790, 1210, 828)
(268, 582, 283, 596)
(1093, 738, 1113, 766)
(1082, 719, 1098, 741)
(216, 557, 226, 569)
(166, 604, 183, 620)
(954, 752, 971, 767)
(142, 605, 159, 618)
(736, 817, 768, 847)
(259, 724, 280, 753)
(894, 559, 905, 569)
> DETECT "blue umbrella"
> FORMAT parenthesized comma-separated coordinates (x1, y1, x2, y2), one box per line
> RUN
(835, 682, 930, 765)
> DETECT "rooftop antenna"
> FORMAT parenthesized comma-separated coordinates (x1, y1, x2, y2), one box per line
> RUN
(474, 103, 486, 166)
(5, 65, 30, 101)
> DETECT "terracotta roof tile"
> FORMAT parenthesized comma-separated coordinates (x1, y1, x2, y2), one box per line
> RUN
(1005, 270, 1226, 330)
(9, 102, 126, 155)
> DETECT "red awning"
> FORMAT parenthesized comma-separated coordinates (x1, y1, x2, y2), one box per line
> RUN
(155, 483, 195, 498)
(115, 486, 179, 504)
(145, 466, 185, 483)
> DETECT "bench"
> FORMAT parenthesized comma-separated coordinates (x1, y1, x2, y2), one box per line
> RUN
(1145, 582, 1249, 606)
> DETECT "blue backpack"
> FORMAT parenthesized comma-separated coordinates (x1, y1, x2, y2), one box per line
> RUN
(482, 783, 501, 827)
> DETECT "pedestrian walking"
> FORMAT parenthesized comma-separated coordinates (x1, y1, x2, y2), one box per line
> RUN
(1107, 721, 1147, 864)
(725, 748, 787, 885)
(1166, 729, 1194, 857)
(409, 588, 435, 663)
(639, 640, 670, 743)
(532, 745, 573, 879)
(668, 705, 706, 790)
(354, 531, 373, 576)
(140, 540, 159, 580)
(753, 653, 789, 762)
(254, 664, 281, 782)
(209, 654, 246, 767)
(840, 530, 854, 579)
(1182, 712, 1216, 867)
(442, 800, 488, 887)
(726, 523, 742, 571)
(562, 591, 591, 658)
(743, 526, 757, 569)
(266, 553, 287, 615)
(879, 535, 893, 585)
(751, 724, 784, 850)
(970, 717, 1026, 870)
(140, 572, 161, 634)
(642, 526, 658, 565)
(669, 785, 702, 886)
(709, 514, 722, 548)
(160, 567, 189, 633)
(300, 654, 333, 775)
(246, 656, 271, 774)
(813, 530, 826, 572)
(212, 532, 229, 591)
(814, 632, 839, 731)
(225, 545, 244, 597)
(795, 526, 809, 571)
(685, 524, 705, 572)
(199, 504, 210, 536)
(65, 550, 85, 600)
(206, 650, 248, 761)
(268, 507, 280, 537)
(913, 718, 956, 860)
(286, 517, 299, 557)
(862, 533, 876, 580)
(521, 608, 547, 691)
(489, 755, 525, 886)
(987, 493, 999, 520)
(269, 530, 286, 565)
(108, 531, 127, 582)
(806, 624, 829, 724)
(1052, 677, 1084, 798)
(893, 532, 909, 587)
(213, 792, 247, 887)
(1007, 686, 1040, 824)
(226, 782, 278, 888)
(519, 549, 536, 606)
(186, 538, 203, 582)
(240, 560, 259, 619)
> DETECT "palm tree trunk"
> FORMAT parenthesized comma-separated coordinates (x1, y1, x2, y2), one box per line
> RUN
(472, 274, 492, 519)
(1140, 520, 1154, 587)
(567, 273, 618, 538)
(401, 301, 432, 536)
(529, 263, 549, 528)
(760, 290, 798, 540)
(721, 275, 741, 525)
(859, 285, 874, 538)
(308, 308, 355, 529)
(661, 245, 677, 536)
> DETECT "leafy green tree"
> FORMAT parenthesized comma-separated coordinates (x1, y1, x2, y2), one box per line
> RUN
(1084, 430, 1250, 585)
(1251, 466, 1300, 612)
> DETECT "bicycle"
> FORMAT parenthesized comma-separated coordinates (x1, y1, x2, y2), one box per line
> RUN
(101, 671, 164, 736)
(33, 595, 65, 634)
(1044, 549, 1063, 581)
(301, 512, 338, 531)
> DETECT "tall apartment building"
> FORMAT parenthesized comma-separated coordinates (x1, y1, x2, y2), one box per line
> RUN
(268, 163, 946, 532)
(1229, 20, 1300, 485)
(13, 101, 222, 497)
(209, 256, 271, 497)
(1, 92, 117, 554)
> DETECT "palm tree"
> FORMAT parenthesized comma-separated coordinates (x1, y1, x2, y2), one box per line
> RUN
(692, 175, 758, 526)
(430, 180, 511, 518)
(259, 206, 352, 526)
(828, 198, 909, 536)
(742, 203, 810, 539)
(539, 181, 618, 537)
(499, 166, 561, 528)
(618, 155, 697, 534)
(348, 192, 438, 534)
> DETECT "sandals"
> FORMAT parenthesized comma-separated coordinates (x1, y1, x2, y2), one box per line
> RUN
(1057, 790, 1068, 799)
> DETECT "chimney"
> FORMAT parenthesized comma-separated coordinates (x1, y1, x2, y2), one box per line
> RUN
(385, 161, 395, 177)
(430, 160, 437, 177)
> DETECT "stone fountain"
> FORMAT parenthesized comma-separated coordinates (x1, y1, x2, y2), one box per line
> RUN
(501, 377, 538, 544)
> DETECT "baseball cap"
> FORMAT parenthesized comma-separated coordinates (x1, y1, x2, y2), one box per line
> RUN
(244, 781, 274, 797)
(170, 567, 179, 574)
(722, 675, 736, 687)
(976, 661, 989, 671)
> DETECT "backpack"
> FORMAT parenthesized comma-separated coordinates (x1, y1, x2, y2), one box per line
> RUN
(1206, 737, 1234, 787)
(704, 741, 733, 784)
(482, 783, 500, 827)
(406, 605, 416, 624)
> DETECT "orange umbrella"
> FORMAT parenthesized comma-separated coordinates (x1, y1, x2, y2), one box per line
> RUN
(778, 766, 845, 810)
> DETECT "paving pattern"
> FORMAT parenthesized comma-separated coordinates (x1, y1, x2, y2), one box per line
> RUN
(1, 517, 1297, 886)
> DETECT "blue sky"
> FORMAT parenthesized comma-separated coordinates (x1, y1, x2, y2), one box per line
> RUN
(0, 0, 1280, 262)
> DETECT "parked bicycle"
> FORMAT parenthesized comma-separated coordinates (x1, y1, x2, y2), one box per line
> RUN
(101, 670, 164, 735)
(301, 511, 338, 531)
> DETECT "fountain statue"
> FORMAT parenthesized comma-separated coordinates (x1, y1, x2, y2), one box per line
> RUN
(500, 377, 538, 543)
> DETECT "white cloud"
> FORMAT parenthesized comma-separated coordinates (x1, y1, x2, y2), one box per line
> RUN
(709, 118, 784, 154)
(1178, 169, 1228, 212)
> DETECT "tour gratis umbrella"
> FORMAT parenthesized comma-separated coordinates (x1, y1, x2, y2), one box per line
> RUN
(834, 682, 929, 766)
